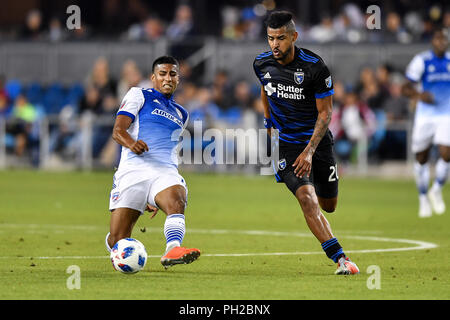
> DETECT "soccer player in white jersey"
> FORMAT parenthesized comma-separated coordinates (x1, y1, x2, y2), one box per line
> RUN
(402, 28, 450, 217)
(105, 56, 200, 268)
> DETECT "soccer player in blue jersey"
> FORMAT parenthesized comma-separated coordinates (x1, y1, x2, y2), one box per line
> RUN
(253, 11, 359, 275)
(105, 56, 200, 268)
(402, 28, 450, 218)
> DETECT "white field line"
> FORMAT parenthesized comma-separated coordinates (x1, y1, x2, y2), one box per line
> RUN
(0, 224, 438, 260)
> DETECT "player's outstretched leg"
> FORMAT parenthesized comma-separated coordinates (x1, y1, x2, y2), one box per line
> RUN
(296, 185, 359, 275)
(155, 185, 200, 269)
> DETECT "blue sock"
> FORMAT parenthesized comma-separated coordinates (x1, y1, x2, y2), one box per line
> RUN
(321, 237, 345, 263)
(163, 214, 185, 252)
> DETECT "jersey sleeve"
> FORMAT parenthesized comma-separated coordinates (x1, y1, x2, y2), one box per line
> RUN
(116, 87, 145, 122)
(405, 54, 424, 82)
(253, 59, 268, 86)
(313, 63, 334, 99)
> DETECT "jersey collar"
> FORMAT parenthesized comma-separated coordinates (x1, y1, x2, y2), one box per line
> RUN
(152, 88, 175, 102)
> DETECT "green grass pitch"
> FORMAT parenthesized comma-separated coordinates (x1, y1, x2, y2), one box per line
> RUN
(0, 170, 448, 300)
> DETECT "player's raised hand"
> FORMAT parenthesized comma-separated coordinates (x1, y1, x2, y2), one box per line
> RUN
(129, 140, 149, 155)
(292, 148, 313, 178)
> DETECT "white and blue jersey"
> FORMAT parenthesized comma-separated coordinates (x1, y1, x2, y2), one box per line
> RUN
(405, 50, 450, 117)
(116, 87, 189, 169)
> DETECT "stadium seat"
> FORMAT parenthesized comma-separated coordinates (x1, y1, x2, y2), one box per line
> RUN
(25, 82, 44, 106)
(42, 83, 66, 115)
(5, 80, 22, 101)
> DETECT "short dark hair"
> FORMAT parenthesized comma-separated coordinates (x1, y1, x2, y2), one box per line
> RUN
(432, 26, 448, 38)
(152, 56, 179, 73)
(266, 11, 295, 32)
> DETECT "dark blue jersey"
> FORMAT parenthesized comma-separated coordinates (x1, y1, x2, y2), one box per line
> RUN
(253, 46, 334, 146)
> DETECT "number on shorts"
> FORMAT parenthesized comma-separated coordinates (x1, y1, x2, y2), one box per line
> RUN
(329, 164, 339, 182)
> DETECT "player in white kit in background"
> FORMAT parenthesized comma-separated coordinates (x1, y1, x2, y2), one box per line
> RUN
(402, 28, 450, 218)
(105, 56, 200, 268)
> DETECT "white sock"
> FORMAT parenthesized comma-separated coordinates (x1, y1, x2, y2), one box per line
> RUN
(414, 161, 430, 196)
(164, 214, 185, 252)
(432, 158, 449, 191)
(105, 232, 112, 252)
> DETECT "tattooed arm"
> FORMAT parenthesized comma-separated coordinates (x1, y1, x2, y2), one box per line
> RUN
(292, 95, 333, 178)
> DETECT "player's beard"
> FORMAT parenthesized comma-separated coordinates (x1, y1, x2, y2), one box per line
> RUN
(272, 46, 291, 61)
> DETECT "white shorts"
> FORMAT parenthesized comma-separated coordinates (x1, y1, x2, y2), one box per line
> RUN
(411, 116, 450, 153)
(109, 165, 187, 214)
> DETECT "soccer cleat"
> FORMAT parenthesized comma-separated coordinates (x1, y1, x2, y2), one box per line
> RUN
(428, 188, 445, 215)
(418, 195, 432, 218)
(160, 246, 201, 269)
(335, 257, 360, 275)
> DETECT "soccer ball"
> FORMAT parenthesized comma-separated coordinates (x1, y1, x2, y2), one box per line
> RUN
(110, 238, 147, 274)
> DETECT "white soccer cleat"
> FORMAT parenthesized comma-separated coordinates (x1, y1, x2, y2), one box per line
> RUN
(428, 188, 445, 215)
(418, 195, 432, 218)
(335, 257, 360, 275)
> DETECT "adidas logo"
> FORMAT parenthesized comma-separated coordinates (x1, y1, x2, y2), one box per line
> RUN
(263, 72, 271, 79)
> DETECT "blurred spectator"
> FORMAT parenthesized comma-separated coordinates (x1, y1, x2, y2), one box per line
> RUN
(376, 63, 394, 94)
(210, 70, 233, 111)
(166, 4, 195, 40)
(237, 7, 263, 41)
(127, 15, 165, 41)
(308, 16, 337, 43)
(67, 22, 91, 41)
(12, 94, 37, 124)
(185, 87, 220, 126)
(332, 3, 365, 43)
(383, 12, 411, 43)
(222, 6, 241, 40)
(48, 16, 67, 42)
(444, 11, 450, 31)
(116, 59, 147, 100)
(93, 94, 118, 159)
(178, 60, 195, 84)
(49, 106, 78, 160)
(86, 57, 117, 98)
(231, 80, 253, 110)
(333, 90, 376, 163)
(79, 86, 102, 115)
(0, 91, 11, 118)
(378, 73, 410, 160)
(382, 73, 410, 123)
(9, 94, 38, 156)
(20, 9, 44, 40)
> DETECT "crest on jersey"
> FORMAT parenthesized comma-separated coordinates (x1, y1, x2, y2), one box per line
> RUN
(278, 158, 286, 171)
(294, 72, 304, 85)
